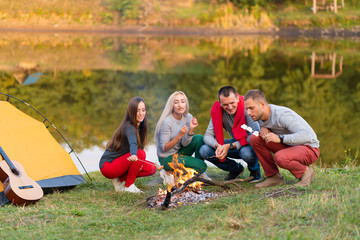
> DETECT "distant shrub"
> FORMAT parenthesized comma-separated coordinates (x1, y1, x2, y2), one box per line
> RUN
(107, 0, 141, 20)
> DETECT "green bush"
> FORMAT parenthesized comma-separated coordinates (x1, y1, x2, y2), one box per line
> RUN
(106, 0, 141, 20)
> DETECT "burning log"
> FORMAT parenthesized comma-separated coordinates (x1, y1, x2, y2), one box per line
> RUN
(161, 191, 172, 209)
(148, 175, 253, 209)
(148, 153, 254, 209)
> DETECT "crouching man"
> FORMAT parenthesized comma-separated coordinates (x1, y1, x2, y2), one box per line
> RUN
(199, 86, 261, 182)
(244, 89, 320, 188)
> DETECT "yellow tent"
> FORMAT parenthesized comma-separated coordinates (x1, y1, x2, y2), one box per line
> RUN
(0, 100, 85, 203)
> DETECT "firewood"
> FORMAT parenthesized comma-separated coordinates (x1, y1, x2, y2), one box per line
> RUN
(161, 191, 172, 209)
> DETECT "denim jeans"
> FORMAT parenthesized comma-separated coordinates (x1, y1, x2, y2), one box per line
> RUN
(199, 139, 260, 173)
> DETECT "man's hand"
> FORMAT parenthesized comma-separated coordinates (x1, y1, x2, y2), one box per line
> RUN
(260, 127, 271, 139)
(262, 132, 281, 143)
(215, 144, 230, 159)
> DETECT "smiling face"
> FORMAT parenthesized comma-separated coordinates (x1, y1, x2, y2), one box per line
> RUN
(136, 101, 146, 124)
(244, 97, 264, 121)
(173, 93, 187, 115)
(219, 92, 239, 115)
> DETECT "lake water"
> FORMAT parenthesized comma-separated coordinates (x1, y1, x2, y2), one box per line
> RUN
(0, 32, 359, 173)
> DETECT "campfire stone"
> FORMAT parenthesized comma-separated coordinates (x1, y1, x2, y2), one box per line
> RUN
(147, 190, 221, 208)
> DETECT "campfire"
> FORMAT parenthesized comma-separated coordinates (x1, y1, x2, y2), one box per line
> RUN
(147, 154, 253, 209)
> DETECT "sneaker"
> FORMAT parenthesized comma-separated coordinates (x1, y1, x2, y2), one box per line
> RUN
(294, 166, 315, 187)
(249, 169, 262, 183)
(160, 169, 175, 185)
(225, 164, 244, 181)
(111, 178, 125, 192)
(199, 172, 212, 181)
(254, 174, 284, 188)
(124, 184, 143, 193)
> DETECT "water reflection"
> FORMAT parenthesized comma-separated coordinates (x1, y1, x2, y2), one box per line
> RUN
(311, 52, 343, 79)
(13, 62, 42, 85)
(0, 32, 359, 171)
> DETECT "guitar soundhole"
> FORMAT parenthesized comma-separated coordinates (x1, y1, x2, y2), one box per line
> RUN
(11, 168, 20, 176)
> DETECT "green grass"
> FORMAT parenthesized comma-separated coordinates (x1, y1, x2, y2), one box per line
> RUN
(271, 3, 360, 29)
(1, 166, 359, 239)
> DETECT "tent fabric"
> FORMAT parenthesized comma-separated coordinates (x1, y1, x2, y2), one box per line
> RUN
(0, 101, 85, 203)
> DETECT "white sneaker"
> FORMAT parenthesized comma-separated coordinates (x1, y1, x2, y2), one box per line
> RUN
(124, 184, 143, 193)
(199, 172, 212, 181)
(159, 169, 174, 185)
(111, 178, 125, 192)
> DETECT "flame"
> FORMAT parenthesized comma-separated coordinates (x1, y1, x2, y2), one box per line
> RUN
(157, 188, 167, 195)
(167, 153, 203, 191)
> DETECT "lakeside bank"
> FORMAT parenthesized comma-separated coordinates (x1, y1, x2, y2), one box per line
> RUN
(0, 25, 360, 38)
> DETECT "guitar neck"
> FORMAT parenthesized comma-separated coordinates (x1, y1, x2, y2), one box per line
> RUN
(0, 146, 17, 171)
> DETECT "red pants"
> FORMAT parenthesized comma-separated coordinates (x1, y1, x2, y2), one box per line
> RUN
(100, 149, 156, 187)
(250, 135, 319, 179)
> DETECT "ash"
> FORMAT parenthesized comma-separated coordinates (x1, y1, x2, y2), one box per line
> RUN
(147, 190, 221, 208)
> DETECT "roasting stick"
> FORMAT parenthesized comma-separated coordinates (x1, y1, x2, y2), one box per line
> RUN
(127, 158, 163, 170)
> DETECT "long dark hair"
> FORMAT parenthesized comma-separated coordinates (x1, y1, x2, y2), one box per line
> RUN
(106, 97, 147, 152)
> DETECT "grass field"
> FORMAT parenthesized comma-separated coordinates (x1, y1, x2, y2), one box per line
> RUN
(0, 165, 359, 239)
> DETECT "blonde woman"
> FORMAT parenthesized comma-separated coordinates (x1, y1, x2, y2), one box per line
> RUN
(154, 91, 210, 185)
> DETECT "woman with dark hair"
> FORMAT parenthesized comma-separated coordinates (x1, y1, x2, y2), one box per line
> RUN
(99, 97, 156, 193)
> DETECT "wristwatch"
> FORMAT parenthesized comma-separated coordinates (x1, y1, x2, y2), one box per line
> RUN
(229, 143, 235, 150)
(279, 135, 284, 144)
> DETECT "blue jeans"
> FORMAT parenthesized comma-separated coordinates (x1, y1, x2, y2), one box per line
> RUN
(199, 139, 260, 173)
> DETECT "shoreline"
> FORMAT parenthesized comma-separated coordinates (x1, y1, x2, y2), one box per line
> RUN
(0, 26, 359, 38)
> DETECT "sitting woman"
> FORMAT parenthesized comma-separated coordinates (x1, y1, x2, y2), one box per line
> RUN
(99, 97, 156, 193)
(154, 91, 210, 185)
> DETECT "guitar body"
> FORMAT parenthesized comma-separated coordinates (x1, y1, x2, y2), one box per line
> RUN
(0, 160, 43, 205)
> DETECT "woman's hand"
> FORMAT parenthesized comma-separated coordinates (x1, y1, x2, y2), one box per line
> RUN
(127, 155, 138, 162)
(189, 117, 198, 131)
(163, 125, 188, 152)
(178, 125, 188, 138)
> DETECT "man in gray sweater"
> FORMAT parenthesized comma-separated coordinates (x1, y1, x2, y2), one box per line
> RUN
(244, 89, 320, 188)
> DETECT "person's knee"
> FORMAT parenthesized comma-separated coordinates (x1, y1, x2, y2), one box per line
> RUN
(240, 147, 256, 161)
(195, 160, 207, 174)
(274, 152, 288, 168)
(250, 135, 263, 147)
(199, 144, 214, 159)
(193, 134, 204, 144)
(158, 158, 171, 171)
(137, 149, 146, 159)
(149, 165, 157, 175)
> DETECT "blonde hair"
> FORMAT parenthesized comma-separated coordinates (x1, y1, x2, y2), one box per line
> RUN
(154, 91, 189, 141)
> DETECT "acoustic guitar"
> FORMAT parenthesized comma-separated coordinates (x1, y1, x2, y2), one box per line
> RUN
(0, 146, 43, 205)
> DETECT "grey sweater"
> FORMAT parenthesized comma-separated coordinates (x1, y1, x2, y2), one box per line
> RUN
(259, 104, 319, 148)
(157, 113, 193, 158)
(203, 110, 260, 149)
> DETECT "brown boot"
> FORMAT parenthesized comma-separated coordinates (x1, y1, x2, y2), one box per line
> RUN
(254, 174, 284, 188)
(295, 166, 315, 187)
